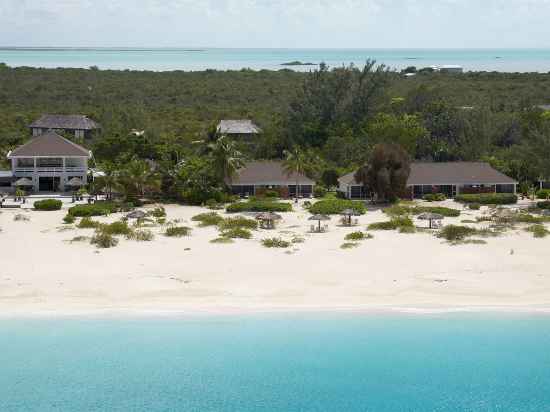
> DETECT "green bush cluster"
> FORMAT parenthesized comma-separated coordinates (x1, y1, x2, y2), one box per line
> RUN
(313, 186, 328, 198)
(127, 229, 155, 241)
(91, 232, 119, 248)
(344, 231, 373, 241)
(221, 228, 253, 239)
(308, 199, 366, 215)
(468, 203, 481, 210)
(226, 200, 292, 213)
(77, 217, 101, 229)
(437, 225, 478, 242)
(261, 238, 291, 248)
(525, 224, 550, 238)
(192, 212, 224, 227)
(63, 214, 76, 224)
(218, 216, 258, 230)
(384, 204, 460, 217)
(100, 221, 132, 236)
(147, 206, 166, 218)
(368, 216, 414, 231)
(422, 193, 446, 202)
(455, 193, 518, 205)
(68, 202, 120, 217)
(536, 189, 550, 199)
(537, 201, 550, 210)
(34, 199, 62, 211)
(164, 226, 192, 237)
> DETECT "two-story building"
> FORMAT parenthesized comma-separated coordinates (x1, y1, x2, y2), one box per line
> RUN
(7, 131, 91, 192)
(29, 114, 101, 139)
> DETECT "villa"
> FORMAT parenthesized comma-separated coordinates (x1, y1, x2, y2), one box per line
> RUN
(29, 114, 101, 139)
(338, 162, 517, 199)
(229, 160, 315, 198)
(6, 131, 92, 192)
(217, 120, 262, 141)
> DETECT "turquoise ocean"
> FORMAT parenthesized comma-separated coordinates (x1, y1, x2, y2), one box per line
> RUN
(2, 313, 550, 411)
(1, 48, 550, 72)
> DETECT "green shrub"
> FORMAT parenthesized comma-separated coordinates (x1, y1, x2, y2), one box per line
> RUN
(344, 231, 372, 241)
(165, 226, 192, 237)
(219, 216, 258, 230)
(192, 212, 224, 227)
(309, 199, 366, 215)
(341, 242, 360, 249)
(221, 228, 253, 239)
(77, 217, 101, 229)
(313, 186, 328, 198)
(398, 225, 416, 234)
(226, 200, 292, 213)
(537, 201, 550, 210)
(264, 190, 279, 198)
(383, 205, 411, 217)
(147, 206, 166, 218)
(205, 199, 224, 210)
(210, 237, 234, 244)
(525, 224, 550, 238)
(423, 193, 446, 202)
(63, 214, 76, 224)
(262, 238, 291, 248)
(368, 217, 414, 231)
(536, 189, 550, 199)
(91, 232, 119, 248)
(68, 202, 119, 217)
(100, 221, 132, 236)
(34, 199, 62, 211)
(455, 193, 518, 205)
(383, 204, 460, 217)
(468, 203, 481, 210)
(127, 229, 155, 241)
(437, 225, 478, 242)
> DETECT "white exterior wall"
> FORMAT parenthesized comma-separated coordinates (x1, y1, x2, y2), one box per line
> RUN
(11, 156, 88, 192)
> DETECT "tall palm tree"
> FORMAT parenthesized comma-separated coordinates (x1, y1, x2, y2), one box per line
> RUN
(208, 135, 244, 187)
(96, 161, 119, 200)
(118, 158, 160, 200)
(283, 147, 308, 200)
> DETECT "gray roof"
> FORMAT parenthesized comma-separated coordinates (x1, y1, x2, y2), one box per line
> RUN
(29, 114, 100, 131)
(217, 120, 262, 135)
(230, 161, 315, 186)
(339, 162, 517, 186)
(8, 131, 91, 157)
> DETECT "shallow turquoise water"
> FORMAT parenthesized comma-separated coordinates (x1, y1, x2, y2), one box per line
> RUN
(1, 314, 550, 411)
(1, 48, 550, 72)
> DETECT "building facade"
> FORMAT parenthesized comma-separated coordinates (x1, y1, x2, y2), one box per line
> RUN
(217, 120, 262, 142)
(29, 114, 101, 139)
(230, 161, 315, 198)
(339, 162, 517, 199)
(7, 131, 91, 193)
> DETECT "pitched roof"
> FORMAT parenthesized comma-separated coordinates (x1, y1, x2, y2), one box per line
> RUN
(217, 120, 262, 135)
(339, 162, 517, 186)
(29, 114, 100, 130)
(230, 161, 315, 186)
(8, 131, 91, 157)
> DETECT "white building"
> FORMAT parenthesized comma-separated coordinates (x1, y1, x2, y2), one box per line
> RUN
(7, 131, 91, 192)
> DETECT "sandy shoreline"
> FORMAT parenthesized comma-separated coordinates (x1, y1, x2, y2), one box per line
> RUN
(2, 200, 550, 316)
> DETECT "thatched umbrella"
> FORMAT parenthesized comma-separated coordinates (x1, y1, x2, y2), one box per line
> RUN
(66, 177, 84, 187)
(491, 208, 516, 224)
(126, 210, 146, 220)
(418, 212, 444, 229)
(256, 212, 282, 229)
(14, 177, 33, 187)
(309, 214, 331, 232)
(340, 208, 361, 226)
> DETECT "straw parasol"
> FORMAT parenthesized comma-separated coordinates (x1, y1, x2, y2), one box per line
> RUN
(66, 177, 84, 187)
(256, 212, 282, 229)
(14, 177, 33, 187)
(126, 210, 146, 220)
(340, 208, 361, 226)
(309, 214, 331, 232)
(418, 212, 444, 229)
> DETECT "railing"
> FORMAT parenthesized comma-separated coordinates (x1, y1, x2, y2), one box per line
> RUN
(14, 167, 86, 173)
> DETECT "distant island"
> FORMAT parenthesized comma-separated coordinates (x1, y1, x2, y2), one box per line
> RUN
(281, 61, 317, 66)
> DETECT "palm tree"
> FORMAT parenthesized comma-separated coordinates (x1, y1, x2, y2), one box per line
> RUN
(208, 135, 244, 187)
(118, 158, 160, 200)
(95, 161, 119, 200)
(283, 147, 308, 200)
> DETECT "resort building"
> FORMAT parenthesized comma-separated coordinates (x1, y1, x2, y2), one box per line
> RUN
(338, 162, 517, 199)
(217, 120, 262, 141)
(29, 114, 101, 139)
(7, 131, 92, 192)
(229, 161, 315, 198)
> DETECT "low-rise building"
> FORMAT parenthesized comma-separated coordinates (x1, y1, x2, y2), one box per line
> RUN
(29, 114, 101, 139)
(217, 120, 262, 142)
(339, 162, 517, 199)
(230, 161, 314, 198)
(7, 131, 92, 192)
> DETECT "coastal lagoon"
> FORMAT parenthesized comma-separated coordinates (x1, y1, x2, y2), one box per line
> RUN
(2, 313, 550, 411)
(1, 48, 550, 72)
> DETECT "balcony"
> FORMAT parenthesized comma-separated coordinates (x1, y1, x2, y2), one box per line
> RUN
(14, 167, 87, 174)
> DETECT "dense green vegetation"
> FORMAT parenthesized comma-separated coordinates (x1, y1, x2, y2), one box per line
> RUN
(33, 199, 62, 211)
(455, 193, 518, 205)
(226, 200, 292, 213)
(308, 199, 366, 215)
(2, 63, 550, 201)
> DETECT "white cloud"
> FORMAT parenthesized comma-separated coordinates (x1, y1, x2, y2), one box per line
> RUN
(0, 0, 549, 47)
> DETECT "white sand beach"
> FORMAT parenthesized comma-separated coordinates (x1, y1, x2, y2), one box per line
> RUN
(1, 200, 550, 316)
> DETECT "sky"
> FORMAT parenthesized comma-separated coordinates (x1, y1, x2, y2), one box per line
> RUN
(0, 0, 549, 48)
